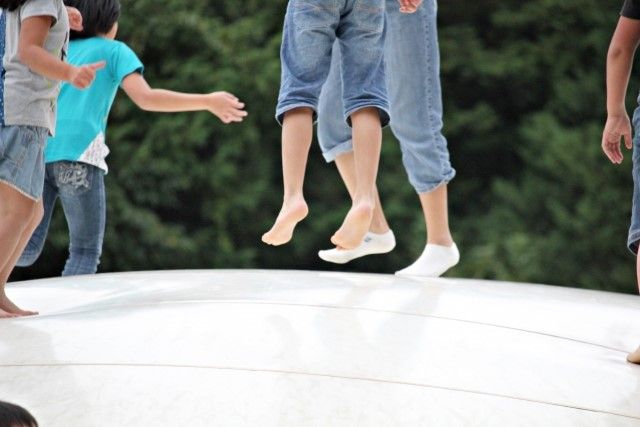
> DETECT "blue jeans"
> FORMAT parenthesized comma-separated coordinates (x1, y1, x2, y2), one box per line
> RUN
(0, 125, 48, 200)
(276, 0, 389, 126)
(318, 0, 456, 193)
(17, 161, 106, 276)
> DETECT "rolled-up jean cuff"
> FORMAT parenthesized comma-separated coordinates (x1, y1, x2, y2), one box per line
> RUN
(627, 230, 640, 255)
(414, 171, 457, 194)
(322, 140, 354, 162)
(275, 102, 318, 126)
(344, 103, 390, 128)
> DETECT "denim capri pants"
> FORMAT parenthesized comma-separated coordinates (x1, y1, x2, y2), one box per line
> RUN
(276, 0, 390, 127)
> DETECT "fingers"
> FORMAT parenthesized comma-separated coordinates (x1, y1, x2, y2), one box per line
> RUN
(223, 107, 248, 123)
(624, 130, 633, 150)
(602, 133, 623, 164)
(88, 61, 107, 70)
(66, 7, 83, 31)
(398, 0, 418, 13)
(69, 18, 83, 32)
(71, 62, 106, 89)
(207, 92, 247, 124)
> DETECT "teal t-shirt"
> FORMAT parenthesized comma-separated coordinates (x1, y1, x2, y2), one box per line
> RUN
(45, 37, 143, 172)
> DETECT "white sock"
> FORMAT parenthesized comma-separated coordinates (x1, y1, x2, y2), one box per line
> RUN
(318, 230, 396, 264)
(395, 243, 460, 277)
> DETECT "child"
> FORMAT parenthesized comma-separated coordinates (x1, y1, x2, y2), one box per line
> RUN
(602, 0, 640, 365)
(317, 0, 459, 277)
(262, 0, 419, 249)
(0, 0, 103, 318)
(16, 0, 247, 278)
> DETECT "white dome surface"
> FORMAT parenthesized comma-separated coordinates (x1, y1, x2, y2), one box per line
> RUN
(1, 269, 639, 426)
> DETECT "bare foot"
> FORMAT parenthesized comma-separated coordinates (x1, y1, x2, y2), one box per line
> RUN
(0, 308, 17, 319)
(0, 293, 38, 317)
(331, 201, 374, 250)
(262, 198, 309, 246)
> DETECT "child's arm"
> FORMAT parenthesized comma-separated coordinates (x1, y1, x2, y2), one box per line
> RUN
(121, 73, 247, 124)
(603, 17, 640, 164)
(18, 16, 104, 89)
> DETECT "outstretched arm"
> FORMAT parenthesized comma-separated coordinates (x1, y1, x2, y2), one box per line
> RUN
(121, 73, 247, 124)
(603, 16, 640, 164)
(18, 16, 104, 89)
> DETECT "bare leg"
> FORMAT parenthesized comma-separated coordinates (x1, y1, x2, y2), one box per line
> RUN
(396, 184, 458, 277)
(331, 108, 381, 249)
(262, 108, 313, 246)
(334, 151, 389, 234)
(318, 151, 395, 264)
(0, 183, 39, 317)
(419, 184, 454, 247)
(0, 198, 43, 316)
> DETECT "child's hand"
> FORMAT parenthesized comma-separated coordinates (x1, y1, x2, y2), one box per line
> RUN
(66, 6, 83, 31)
(68, 61, 106, 89)
(602, 114, 633, 164)
(398, 0, 422, 13)
(205, 92, 248, 124)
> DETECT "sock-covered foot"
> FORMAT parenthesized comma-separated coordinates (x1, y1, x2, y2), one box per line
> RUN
(0, 293, 38, 317)
(395, 243, 460, 278)
(262, 198, 309, 246)
(319, 230, 396, 264)
(331, 202, 374, 250)
(628, 346, 640, 365)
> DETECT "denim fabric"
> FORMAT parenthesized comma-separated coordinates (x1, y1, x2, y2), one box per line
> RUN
(18, 161, 106, 276)
(318, 0, 456, 193)
(276, 0, 389, 126)
(0, 125, 48, 200)
(629, 103, 640, 254)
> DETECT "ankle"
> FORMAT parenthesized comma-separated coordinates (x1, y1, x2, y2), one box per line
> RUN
(426, 235, 454, 247)
(369, 224, 390, 234)
(353, 195, 375, 209)
(282, 193, 305, 205)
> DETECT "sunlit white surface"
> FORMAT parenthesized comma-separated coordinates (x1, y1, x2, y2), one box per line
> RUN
(1, 270, 639, 426)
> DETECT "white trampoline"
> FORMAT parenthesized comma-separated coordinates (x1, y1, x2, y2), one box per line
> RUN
(1, 270, 639, 426)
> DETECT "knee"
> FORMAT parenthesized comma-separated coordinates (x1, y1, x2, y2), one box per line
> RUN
(0, 201, 38, 231)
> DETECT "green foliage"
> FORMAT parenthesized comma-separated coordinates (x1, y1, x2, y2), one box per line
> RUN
(11, 0, 639, 294)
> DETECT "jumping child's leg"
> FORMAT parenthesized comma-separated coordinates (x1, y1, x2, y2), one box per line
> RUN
(0, 184, 41, 317)
(331, 107, 381, 249)
(333, 151, 389, 234)
(262, 107, 314, 246)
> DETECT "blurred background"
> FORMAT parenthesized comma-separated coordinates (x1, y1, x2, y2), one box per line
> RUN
(11, 0, 640, 294)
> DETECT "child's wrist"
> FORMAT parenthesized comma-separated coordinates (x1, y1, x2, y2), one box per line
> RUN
(607, 107, 627, 117)
(63, 64, 76, 82)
